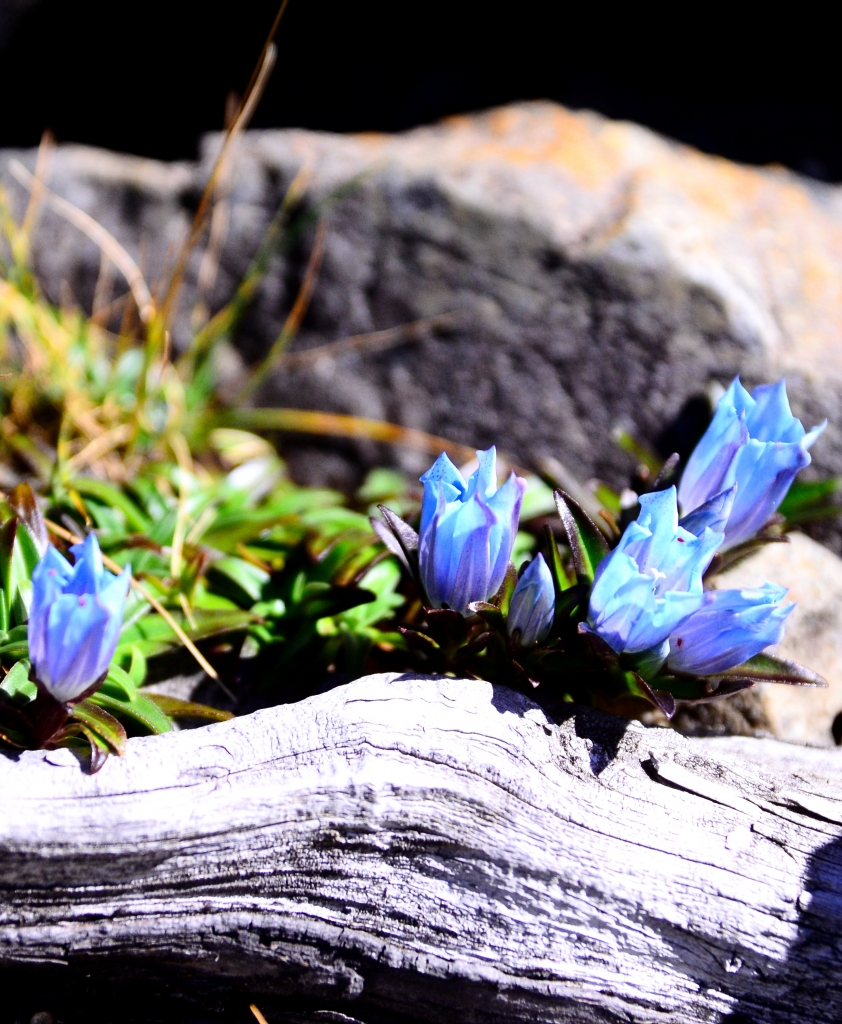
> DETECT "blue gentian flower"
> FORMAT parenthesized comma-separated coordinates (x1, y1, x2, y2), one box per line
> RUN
(29, 534, 131, 704)
(667, 584, 793, 675)
(679, 379, 826, 549)
(508, 553, 555, 646)
(419, 447, 526, 614)
(587, 487, 721, 656)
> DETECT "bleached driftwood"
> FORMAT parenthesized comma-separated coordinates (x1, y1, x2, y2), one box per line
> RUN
(1, 673, 841, 1024)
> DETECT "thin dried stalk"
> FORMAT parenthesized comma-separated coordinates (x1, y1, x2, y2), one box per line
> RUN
(238, 219, 327, 399)
(7, 160, 155, 324)
(160, 44, 278, 323)
(21, 130, 55, 240)
(67, 423, 134, 471)
(224, 407, 479, 464)
(277, 312, 459, 372)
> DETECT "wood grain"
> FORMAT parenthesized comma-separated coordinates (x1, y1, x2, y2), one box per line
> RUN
(1, 673, 840, 1023)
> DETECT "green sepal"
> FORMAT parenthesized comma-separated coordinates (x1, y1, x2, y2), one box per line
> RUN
(626, 671, 676, 719)
(554, 491, 609, 584)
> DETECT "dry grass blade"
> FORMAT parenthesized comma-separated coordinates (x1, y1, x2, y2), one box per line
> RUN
(180, 160, 313, 370)
(278, 312, 460, 372)
(67, 423, 134, 471)
(21, 130, 55, 238)
(238, 219, 327, 399)
(7, 159, 156, 324)
(225, 407, 480, 464)
(161, 43, 278, 323)
(44, 518, 221, 681)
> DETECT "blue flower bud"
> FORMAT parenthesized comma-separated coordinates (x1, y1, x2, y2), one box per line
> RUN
(587, 487, 721, 654)
(667, 584, 793, 675)
(28, 534, 131, 703)
(679, 379, 826, 549)
(508, 553, 555, 646)
(419, 447, 526, 614)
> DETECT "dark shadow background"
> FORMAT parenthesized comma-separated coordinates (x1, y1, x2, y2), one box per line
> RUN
(0, 0, 841, 181)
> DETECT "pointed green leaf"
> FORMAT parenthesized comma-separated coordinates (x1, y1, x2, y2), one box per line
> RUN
(554, 491, 609, 583)
(88, 691, 174, 734)
(145, 693, 234, 722)
(627, 671, 676, 719)
(0, 659, 35, 701)
(717, 653, 827, 687)
(71, 478, 151, 533)
(543, 525, 574, 594)
(0, 517, 17, 633)
(128, 645, 147, 686)
(657, 674, 756, 703)
(70, 700, 128, 755)
(100, 664, 139, 702)
(116, 607, 256, 659)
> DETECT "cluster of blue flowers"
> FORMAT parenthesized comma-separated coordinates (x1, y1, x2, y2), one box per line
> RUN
(417, 378, 824, 680)
(23, 375, 824, 708)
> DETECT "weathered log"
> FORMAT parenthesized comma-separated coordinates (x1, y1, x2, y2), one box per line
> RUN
(1, 673, 841, 1024)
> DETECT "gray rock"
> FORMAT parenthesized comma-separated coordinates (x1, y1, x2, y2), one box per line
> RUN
(3, 102, 842, 512)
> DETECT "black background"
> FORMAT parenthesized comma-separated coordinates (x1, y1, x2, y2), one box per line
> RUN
(0, 1, 840, 180)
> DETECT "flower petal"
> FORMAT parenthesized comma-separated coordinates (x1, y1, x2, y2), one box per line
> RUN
(668, 584, 793, 675)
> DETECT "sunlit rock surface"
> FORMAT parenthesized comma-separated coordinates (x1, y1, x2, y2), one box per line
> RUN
(2, 101, 842, 503)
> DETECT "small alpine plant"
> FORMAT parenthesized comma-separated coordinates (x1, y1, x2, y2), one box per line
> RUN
(378, 379, 827, 716)
(30, 534, 131, 706)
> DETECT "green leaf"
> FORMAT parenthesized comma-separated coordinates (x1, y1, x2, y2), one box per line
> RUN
(100, 664, 139, 702)
(128, 645, 147, 686)
(656, 675, 755, 703)
(208, 556, 271, 604)
(0, 517, 39, 630)
(518, 475, 557, 521)
(115, 607, 256, 659)
(716, 653, 827, 687)
(779, 478, 840, 521)
(542, 525, 574, 595)
(626, 671, 676, 719)
(88, 691, 174, 734)
(0, 518, 17, 633)
(335, 559, 404, 630)
(71, 478, 151, 533)
(553, 491, 609, 584)
(145, 693, 234, 722)
(613, 429, 662, 473)
(0, 659, 35, 701)
(70, 700, 128, 755)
